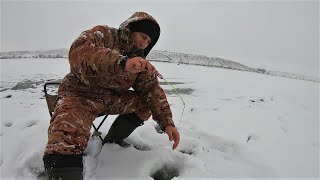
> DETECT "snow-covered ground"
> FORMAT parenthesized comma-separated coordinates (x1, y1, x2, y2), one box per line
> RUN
(0, 58, 319, 179)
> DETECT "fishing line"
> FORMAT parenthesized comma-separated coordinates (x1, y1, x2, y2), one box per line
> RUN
(157, 73, 185, 125)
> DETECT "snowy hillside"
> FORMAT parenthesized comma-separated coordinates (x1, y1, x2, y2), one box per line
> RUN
(0, 49, 68, 59)
(0, 49, 258, 72)
(267, 71, 320, 84)
(0, 58, 319, 179)
(1, 49, 318, 83)
(148, 50, 259, 73)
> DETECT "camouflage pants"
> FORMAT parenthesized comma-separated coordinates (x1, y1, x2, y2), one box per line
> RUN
(44, 91, 151, 155)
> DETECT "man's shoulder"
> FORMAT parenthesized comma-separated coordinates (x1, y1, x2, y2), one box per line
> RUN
(91, 25, 117, 33)
(87, 25, 118, 38)
(79, 25, 117, 40)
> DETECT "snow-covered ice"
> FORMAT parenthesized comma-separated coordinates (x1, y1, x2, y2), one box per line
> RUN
(0, 58, 319, 179)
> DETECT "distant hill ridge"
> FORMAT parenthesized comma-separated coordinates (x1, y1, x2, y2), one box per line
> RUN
(0, 48, 68, 59)
(0, 48, 261, 72)
(0, 49, 318, 83)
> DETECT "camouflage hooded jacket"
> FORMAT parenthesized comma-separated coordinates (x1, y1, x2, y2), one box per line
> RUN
(60, 12, 175, 130)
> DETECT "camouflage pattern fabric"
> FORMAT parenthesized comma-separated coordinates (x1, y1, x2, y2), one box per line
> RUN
(45, 12, 175, 155)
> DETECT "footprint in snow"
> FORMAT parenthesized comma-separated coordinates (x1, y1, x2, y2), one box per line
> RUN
(249, 98, 265, 103)
(246, 133, 260, 143)
(131, 143, 152, 151)
(25, 120, 38, 128)
(178, 149, 195, 156)
(3, 122, 13, 127)
(277, 115, 288, 123)
(280, 126, 288, 134)
(235, 96, 245, 99)
(4, 95, 12, 98)
(277, 116, 289, 133)
(184, 130, 236, 157)
(219, 98, 232, 101)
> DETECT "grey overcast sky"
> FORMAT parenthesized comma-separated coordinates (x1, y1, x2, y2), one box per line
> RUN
(1, 0, 319, 76)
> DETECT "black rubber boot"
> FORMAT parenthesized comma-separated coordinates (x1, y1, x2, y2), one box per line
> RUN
(43, 154, 83, 180)
(103, 113, 144, 147)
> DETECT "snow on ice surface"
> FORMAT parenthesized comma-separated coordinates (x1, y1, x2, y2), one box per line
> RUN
(0, 58, 319, 179)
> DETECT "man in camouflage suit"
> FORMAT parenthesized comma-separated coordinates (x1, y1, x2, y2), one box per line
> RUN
(43, 12, 180, 179)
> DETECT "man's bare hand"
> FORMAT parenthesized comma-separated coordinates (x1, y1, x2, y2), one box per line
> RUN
(165, 125, 180, 150)
(125, 57, 158, 76)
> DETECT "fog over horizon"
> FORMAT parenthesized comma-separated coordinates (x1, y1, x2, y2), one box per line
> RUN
(1, 1, 319, 77)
